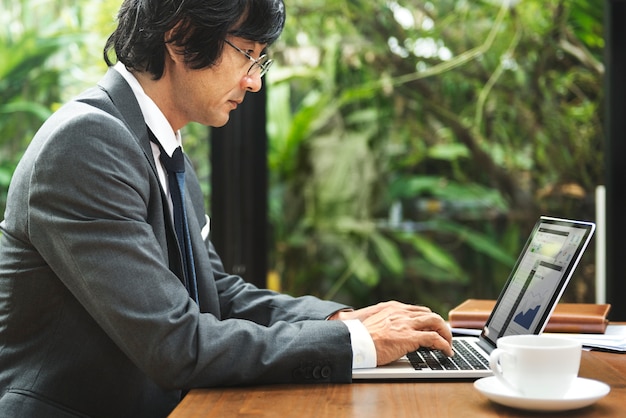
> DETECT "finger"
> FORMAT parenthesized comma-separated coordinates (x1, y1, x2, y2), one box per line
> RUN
(411, 312, 453, 342)
(401, 303, 432, 313)
(376, 301, 432, 314)
(436, 335, 455, 356)
(419, 332, 454, 357)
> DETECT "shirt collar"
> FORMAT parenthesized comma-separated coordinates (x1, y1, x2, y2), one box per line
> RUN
(112, 62, 182, 157)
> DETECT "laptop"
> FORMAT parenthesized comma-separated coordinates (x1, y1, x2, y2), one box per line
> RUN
(352, 216, 596, 380)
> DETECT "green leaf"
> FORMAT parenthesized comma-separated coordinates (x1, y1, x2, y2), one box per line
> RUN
(370, 232, 404, 275)
(397, 232, 468, 283)
(341, 244, 380, 287)
(0, 101, 52, 121)
(427, 143, 470, 161)
(431, 220, 516, 267)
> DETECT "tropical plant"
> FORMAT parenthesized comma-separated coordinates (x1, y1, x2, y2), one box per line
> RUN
(266, 0, 604, 312)
(0, 0, 210, 216)
(1, 7, 58, 210)
(0, 0, 107, 213)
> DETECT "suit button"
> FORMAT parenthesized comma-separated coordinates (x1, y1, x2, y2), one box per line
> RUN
(293, 368, 304, 380)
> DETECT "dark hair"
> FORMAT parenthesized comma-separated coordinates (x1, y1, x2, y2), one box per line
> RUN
(104, 0, 286, 79)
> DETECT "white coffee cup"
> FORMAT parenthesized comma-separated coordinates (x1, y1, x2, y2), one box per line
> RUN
(489, 335, 581, 399)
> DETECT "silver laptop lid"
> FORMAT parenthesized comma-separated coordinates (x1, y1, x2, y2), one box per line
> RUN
(478, 216, 595, 351)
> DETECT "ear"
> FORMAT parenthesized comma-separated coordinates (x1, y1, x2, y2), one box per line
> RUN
(164, 27, 185, 65)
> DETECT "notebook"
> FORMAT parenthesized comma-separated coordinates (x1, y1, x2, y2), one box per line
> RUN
(352, 216, 596, 380)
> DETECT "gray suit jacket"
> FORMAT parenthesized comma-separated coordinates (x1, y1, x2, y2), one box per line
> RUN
(0, 69, 353, 418)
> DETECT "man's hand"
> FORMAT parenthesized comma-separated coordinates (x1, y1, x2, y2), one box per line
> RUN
(329, 301, 453, 365)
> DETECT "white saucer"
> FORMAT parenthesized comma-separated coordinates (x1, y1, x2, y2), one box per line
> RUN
(474, 376, 610, 412)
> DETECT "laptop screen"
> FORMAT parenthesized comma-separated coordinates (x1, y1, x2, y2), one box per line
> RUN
(480, 216, 595, 348)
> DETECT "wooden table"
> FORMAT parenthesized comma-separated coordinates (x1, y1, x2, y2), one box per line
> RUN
(169, 350, 626, 417)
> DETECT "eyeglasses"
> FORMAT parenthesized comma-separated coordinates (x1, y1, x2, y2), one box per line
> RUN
(224, 39, 273, 78)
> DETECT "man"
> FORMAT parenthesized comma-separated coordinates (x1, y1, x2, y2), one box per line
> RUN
(0, 1, 453, 417)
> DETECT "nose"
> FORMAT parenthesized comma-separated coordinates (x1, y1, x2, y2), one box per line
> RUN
(241, 73, 263, 93)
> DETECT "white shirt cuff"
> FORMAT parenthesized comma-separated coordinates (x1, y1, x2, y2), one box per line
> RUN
(342, 319, 377, 369)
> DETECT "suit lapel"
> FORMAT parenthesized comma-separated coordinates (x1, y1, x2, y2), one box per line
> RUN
(98, 69, 187, 285)
(97, 67, 221, 316)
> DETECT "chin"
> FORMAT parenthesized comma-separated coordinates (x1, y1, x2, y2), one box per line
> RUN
(207, 115, 230, 128)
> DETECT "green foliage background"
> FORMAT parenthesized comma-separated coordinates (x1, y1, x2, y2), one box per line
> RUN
(265, 0, 604, 313)
(0, 0, 604, 315)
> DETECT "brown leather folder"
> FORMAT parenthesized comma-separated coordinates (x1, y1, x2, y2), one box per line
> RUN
(448, 299, 611, 334)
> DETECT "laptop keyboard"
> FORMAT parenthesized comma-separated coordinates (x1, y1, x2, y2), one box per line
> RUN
(406, 340, 489, 371)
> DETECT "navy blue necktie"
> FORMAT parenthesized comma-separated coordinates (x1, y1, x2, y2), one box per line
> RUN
(157, 144, 199, 303)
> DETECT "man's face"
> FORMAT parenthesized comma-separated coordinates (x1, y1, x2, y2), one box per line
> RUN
(165, 36, 267, 129)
